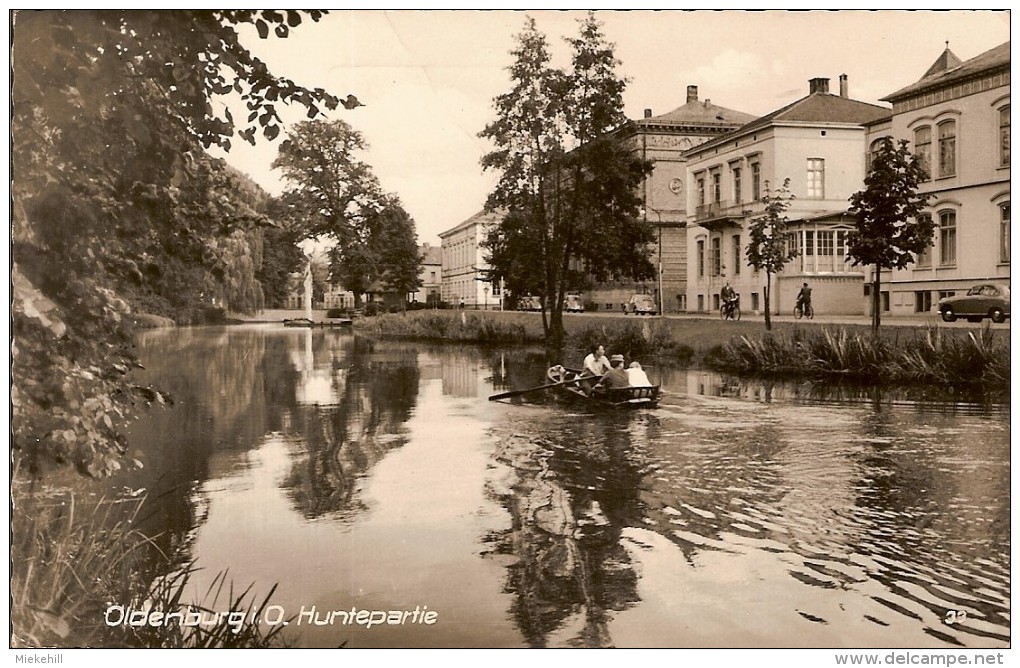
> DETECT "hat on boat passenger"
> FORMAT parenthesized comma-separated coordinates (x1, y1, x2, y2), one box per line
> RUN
(610, 354, 625, 363)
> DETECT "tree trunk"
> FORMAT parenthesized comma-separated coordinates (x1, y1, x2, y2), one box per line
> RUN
(763, 273, 773, 331)
(547, 307, 565, 358)
(872, 266, 882, 333)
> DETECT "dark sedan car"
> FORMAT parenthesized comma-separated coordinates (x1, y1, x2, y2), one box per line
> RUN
(937, 284, 1010, 323)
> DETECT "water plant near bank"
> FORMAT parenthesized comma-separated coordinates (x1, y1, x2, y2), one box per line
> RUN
(11, 488, 288, 648)
(357, 311, 536, 344)
(568, 321, 695, 363)
(706, 325, 1009, 390)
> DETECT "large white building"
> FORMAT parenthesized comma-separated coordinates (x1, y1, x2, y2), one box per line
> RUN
(438, 209, 503, 309)
(685, 76, 890, 315)
(871, 41, 1010, 315)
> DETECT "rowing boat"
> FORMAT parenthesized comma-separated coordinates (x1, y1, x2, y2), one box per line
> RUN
(546, 366, 660, 409)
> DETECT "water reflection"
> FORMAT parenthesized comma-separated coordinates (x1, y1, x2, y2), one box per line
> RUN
(120, 328, 1009, 649)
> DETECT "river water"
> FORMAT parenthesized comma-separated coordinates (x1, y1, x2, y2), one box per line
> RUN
(117, 325, 1010, 649)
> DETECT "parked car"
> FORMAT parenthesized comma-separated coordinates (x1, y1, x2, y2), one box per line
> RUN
(625, 294, 657, 316)
(563, 294, 584, 313)
(937, 284, 1010, 323)
(518, 295, 542, 312)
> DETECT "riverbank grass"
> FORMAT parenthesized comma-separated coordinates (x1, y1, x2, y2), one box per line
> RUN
(11, 489, 288, 648)
(707, 325, 1008, 389)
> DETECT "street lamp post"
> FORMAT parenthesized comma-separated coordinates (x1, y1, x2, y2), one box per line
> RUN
(483, 286, 489, 311)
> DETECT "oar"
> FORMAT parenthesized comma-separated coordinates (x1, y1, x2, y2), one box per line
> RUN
(488, 374, 589, 401)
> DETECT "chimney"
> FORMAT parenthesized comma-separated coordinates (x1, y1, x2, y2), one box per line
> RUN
(839, 74, 848, 98)
(644, 108, 652, 118)
(686, 85, 698, 103)
(703, 99, 711, 108)
(809, 77, 830, 95)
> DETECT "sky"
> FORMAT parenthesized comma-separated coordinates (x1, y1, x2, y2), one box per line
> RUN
(212, 9, 1011, 247)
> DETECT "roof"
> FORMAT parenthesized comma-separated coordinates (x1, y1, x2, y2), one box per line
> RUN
(437, 208, 504, 238)
(634, 98, 757, 129)
(688, 92, 891, 156)
(420, 245, 442, 265)
(882, 41, 1010, 102)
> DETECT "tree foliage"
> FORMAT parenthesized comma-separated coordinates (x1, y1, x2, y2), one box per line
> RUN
(328, 197, 423, 307)
(745, 179, 797, 331)
(848, 137, 933, 332)
(480, 13, 653, 352)
(272, 120, 422, 307)
(12, 10, 340, 478)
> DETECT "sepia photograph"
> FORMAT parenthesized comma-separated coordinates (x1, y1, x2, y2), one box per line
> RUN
(8, 7, 1012, 664)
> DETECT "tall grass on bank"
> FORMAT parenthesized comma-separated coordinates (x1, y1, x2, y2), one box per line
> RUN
(11, 490, 288, 648)
(707, 325, 1009, 389)
(357, 311, 535, 344)
(568, 320, 694, 363)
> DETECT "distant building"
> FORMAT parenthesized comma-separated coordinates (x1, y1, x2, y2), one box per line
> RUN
(685, 75, 890, 315)
(438, 209, 503, 309)
(872, 41, 1010, 316)
(411, 243, 443, 306)
(600, 85, 757, 313)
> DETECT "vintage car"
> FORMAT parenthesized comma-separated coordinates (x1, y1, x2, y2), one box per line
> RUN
(937, 284, 1010, 323)
(517, 295, 542, 312)
(563, 294, 584, 313)
(625, 294, 658, 316)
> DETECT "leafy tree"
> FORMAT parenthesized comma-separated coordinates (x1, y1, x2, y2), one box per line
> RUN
(270, 119, 383, 244)
(848, 137, 933, 332)
(745, 179, 797, 331)
(328, 198, 423, 308)
(12, 10, 340, 478)
(257, 207, 307, 309)
(480, 13, 653, 352)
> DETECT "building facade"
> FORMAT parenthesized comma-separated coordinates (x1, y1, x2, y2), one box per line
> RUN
(438, 209, 503, 309)
(600, 85, 757, 313)
(411, 243, 443, 306)
(685, 76, 891, 315)
(873, 42, 1010, 315)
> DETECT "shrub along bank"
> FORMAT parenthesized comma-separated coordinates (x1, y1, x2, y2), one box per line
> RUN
(353, 310, 1008, 392)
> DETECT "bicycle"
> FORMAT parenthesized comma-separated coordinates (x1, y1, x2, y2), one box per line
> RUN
(794, 302, 814, 319)
(720, 296, 741, 321)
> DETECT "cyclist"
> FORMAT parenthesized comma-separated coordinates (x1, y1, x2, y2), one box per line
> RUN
(720, 282, 738, 318)
(796, 283, 813, 316)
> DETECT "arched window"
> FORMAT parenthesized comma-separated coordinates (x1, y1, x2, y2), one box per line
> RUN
(938, 210, 957, 266)
(1000, 106, 1010, 167)
(913, 126, 931, 180)
(937, 120, 956, 177)
(1000, 202, 1010, 263)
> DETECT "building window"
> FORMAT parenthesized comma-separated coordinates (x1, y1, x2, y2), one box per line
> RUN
(710, 237, 721, 276)
(1000, 202, 1010, 263)
(697, 295, 705, 311)
(914, 126, 931, 180)
(807, 158, 825, 198)
(732, 234, 741, 275)
(915, 291, 932, 313)
(697, 177, 705, 206)
(696, 239, 705, 277)
(915, 214, 932, 267)
(937, 120, 956, 177)
(1000, 106, 1010, 167)
(751, 163, 761, 201)
(868, 139, 885, 170)
(938, 210, 956, 266)
(751, 293, 759, 312)
(733, 167, 742, 203)
(712, 171, 722, 203)
(804, 231, 815, 256)
(817, 231, 834, 256)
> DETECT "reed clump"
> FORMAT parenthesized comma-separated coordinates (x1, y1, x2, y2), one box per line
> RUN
(357, 311, 534, 344)
(11, 489, 289, 648)
(707, 325, 1009, 389)
(569, 320, 695, 363)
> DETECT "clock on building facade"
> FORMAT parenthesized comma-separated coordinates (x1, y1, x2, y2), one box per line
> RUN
(668, 177, 684, 196)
